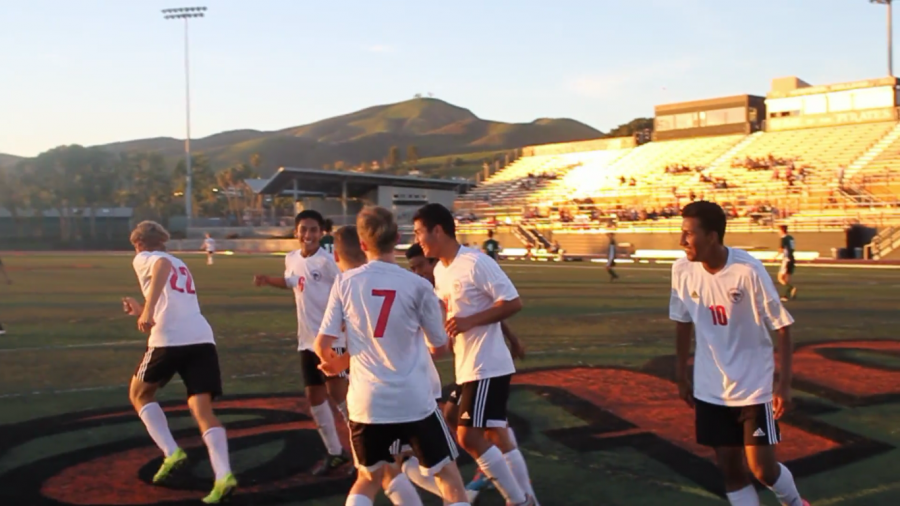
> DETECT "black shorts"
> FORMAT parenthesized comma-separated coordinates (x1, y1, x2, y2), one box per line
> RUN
(351, 409, 458, 473)
(444, 384, 462, 406)
(300, 348, 347, 387)
(780, 260, 796, 276)
(457, 374, 512, 428)
(134, 343, 222, 399)
(695, 398, 781, 447)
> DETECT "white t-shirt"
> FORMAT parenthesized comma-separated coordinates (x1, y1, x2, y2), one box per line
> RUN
(319, 261, 448, 424)
(203, 238, 216, 252)
(434, 246, 518, 384)
(669, 248, 794, 406)
(133, 251, 215, 348)
(284, 247, 342, 350)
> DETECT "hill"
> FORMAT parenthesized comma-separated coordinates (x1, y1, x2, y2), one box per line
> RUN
(95, 98, 603, 175)
(0, 154, 22, 168)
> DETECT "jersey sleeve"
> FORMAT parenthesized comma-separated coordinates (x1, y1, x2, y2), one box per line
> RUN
(474, 255, 519, 302)
(284, 254, 300, 288)
(751, 263, 794, 330)
(668, 264, 692, 323)
(417, 280, 449, 348)
(318, 278, 345, 338)
(133, 252, 161, 279)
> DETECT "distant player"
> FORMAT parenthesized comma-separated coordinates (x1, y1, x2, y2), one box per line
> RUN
(122, 221, 236, 504)
(321, 218, 335, 254)
(331, 225, 429, 506)
(414, 203, 538, 506)
(203, 233, 216, 266)
(606, 232, 619, 281)
(669, 201, 809, 506)
(777, 225, 797, 301)
(253, 210, 351, 475)
(404, 243, 526, 502)
(314, 206, 471, 506)
(482, 230, 500, 260)
(0, 256, 8, 335)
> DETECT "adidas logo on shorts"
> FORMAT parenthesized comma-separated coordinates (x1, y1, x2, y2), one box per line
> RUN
(461, 412, 471, 420)
(753, 428, 766, 437)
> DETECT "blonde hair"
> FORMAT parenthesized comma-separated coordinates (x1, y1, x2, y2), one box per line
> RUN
(356, 206, 398, 254)
(334, 225, 367, 266)
(130, 220, 170, 250)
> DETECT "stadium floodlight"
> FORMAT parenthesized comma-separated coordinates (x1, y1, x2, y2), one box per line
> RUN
(161, 6, 206, 228)
(871, 0, 894, 76)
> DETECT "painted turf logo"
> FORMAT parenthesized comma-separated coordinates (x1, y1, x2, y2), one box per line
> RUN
(0, 340, 897, 504)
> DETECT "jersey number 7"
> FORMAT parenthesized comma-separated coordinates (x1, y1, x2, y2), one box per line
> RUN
(372, 289, 396, 338)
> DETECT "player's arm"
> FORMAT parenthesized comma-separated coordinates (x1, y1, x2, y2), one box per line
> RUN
(137, 257, 172, 333)
(669, 267, 694, 407)
(774, 325, 793, 419)
(314, 280, 348, 375)
(446, 259, 522, 336)
(753, 263, 796, 418)
(501, 321, 526, 360)
(253, 274, 290, 289)
(419, 286, 450, 354)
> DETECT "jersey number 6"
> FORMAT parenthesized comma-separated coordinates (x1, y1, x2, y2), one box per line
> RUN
(372, 289, 396, 338)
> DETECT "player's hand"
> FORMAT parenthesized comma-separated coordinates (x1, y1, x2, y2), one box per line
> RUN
(677, 377, 695, 408)
(137, 309, 155, 333)
(510, 339, 526, 360)
(122, 297, 141, 316)
(773, 382, 793, 419)
(253, 275, 268, 287)
(445, 316, 473, 336)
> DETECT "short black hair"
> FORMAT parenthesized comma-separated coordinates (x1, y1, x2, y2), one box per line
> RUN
(405, 243, 438, 263)
(682, 201, 726, 244)
(412, 203, 456, 239)
(295, 210, 325, 229)
(487, 230, 494, 238)
(323, 218, 334, 233)
(779, 224, 788, 233)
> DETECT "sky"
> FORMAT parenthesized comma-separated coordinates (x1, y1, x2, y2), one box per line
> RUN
(0, 0, 894, 157)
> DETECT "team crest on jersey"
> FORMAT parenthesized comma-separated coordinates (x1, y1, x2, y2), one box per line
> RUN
(310, 270, 322, 282)
(728, 287, 744, 303)
(452, 280, 463, 294)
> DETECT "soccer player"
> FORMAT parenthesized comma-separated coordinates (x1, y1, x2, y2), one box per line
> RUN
(321, 218, 335, 254)
(606, 232, 619, 281)
(777, 225, 798, 302)
(669, 201, 809, 506)
(482, 231, 500, 260)
(0, 255, 10, 284)
(203, 233, 216, 266)
(314, 206, 470, 506)
(414, 203, 538, 506)
(253, 210, 351, 475)
(122, 221, 236, 504)
(331, 225, 428, 506)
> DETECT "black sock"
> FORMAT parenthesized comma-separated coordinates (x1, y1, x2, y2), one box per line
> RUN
(784, 284, 793, 297)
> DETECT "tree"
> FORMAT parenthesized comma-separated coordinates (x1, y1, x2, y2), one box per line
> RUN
(607, 117, 654, 138)
(387, 145, 401, 168)
(406, 145, 419, 168)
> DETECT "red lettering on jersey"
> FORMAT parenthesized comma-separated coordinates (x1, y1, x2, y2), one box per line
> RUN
(371, 289, 397, 338)
(298, 276, 306, 292)
(168, 266, 196, 295)
(708, 305, 728, 326)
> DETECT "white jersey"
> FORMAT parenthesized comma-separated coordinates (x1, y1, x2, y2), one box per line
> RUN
(284, 247, 341, 350)
(132, 251, 214, 348)
(434, 246, 518, 384)
(319, 261, 447, 424)
(669, 248, 794, 407)
(203, 238, 216, 252)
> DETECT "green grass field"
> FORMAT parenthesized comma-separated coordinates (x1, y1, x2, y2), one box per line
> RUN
(1, 254, 899, 506)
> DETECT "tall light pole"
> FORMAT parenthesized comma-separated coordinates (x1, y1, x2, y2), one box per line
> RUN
(162, 6, 206, 227)
(872, 0, 894, 76)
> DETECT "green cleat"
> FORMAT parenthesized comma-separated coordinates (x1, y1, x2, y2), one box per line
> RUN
(152, 447, 187, 484)
(202, 473, 238, 504)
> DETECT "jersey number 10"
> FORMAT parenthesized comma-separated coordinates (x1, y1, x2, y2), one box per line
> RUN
(169, 266, 196, 295)
(708, 305, 728, 326)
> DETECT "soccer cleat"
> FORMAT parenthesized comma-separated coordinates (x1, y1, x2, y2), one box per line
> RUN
(790, 287, 798, 300)
(801, 500, 810, 506)
(152, 447, 187, 484)
(780, 296, 789, 302)
(0, 323, 6, 335)
(465, 468, 492, 502)
(310, 448, 351, 476)
(202, 473, 237, 504)
(507, 495, 536, 506)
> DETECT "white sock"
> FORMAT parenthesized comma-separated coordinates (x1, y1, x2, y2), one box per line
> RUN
(345, 494, 373, 506)
(447, 503, 471, 506)
(504, 449, 536, 499)
(336, 401, 349, 423)
(385, 473, 423, 506)
(726, 485, 760, 506)
(202, 426, 232, 481)
(401, 456, 443, 498)
(768, 463, 803, 506)
(208, 256, 214, 265)
(138, 402, 178, 457)
(310, 401, 343, 455)
(476, 446, 526, 504)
